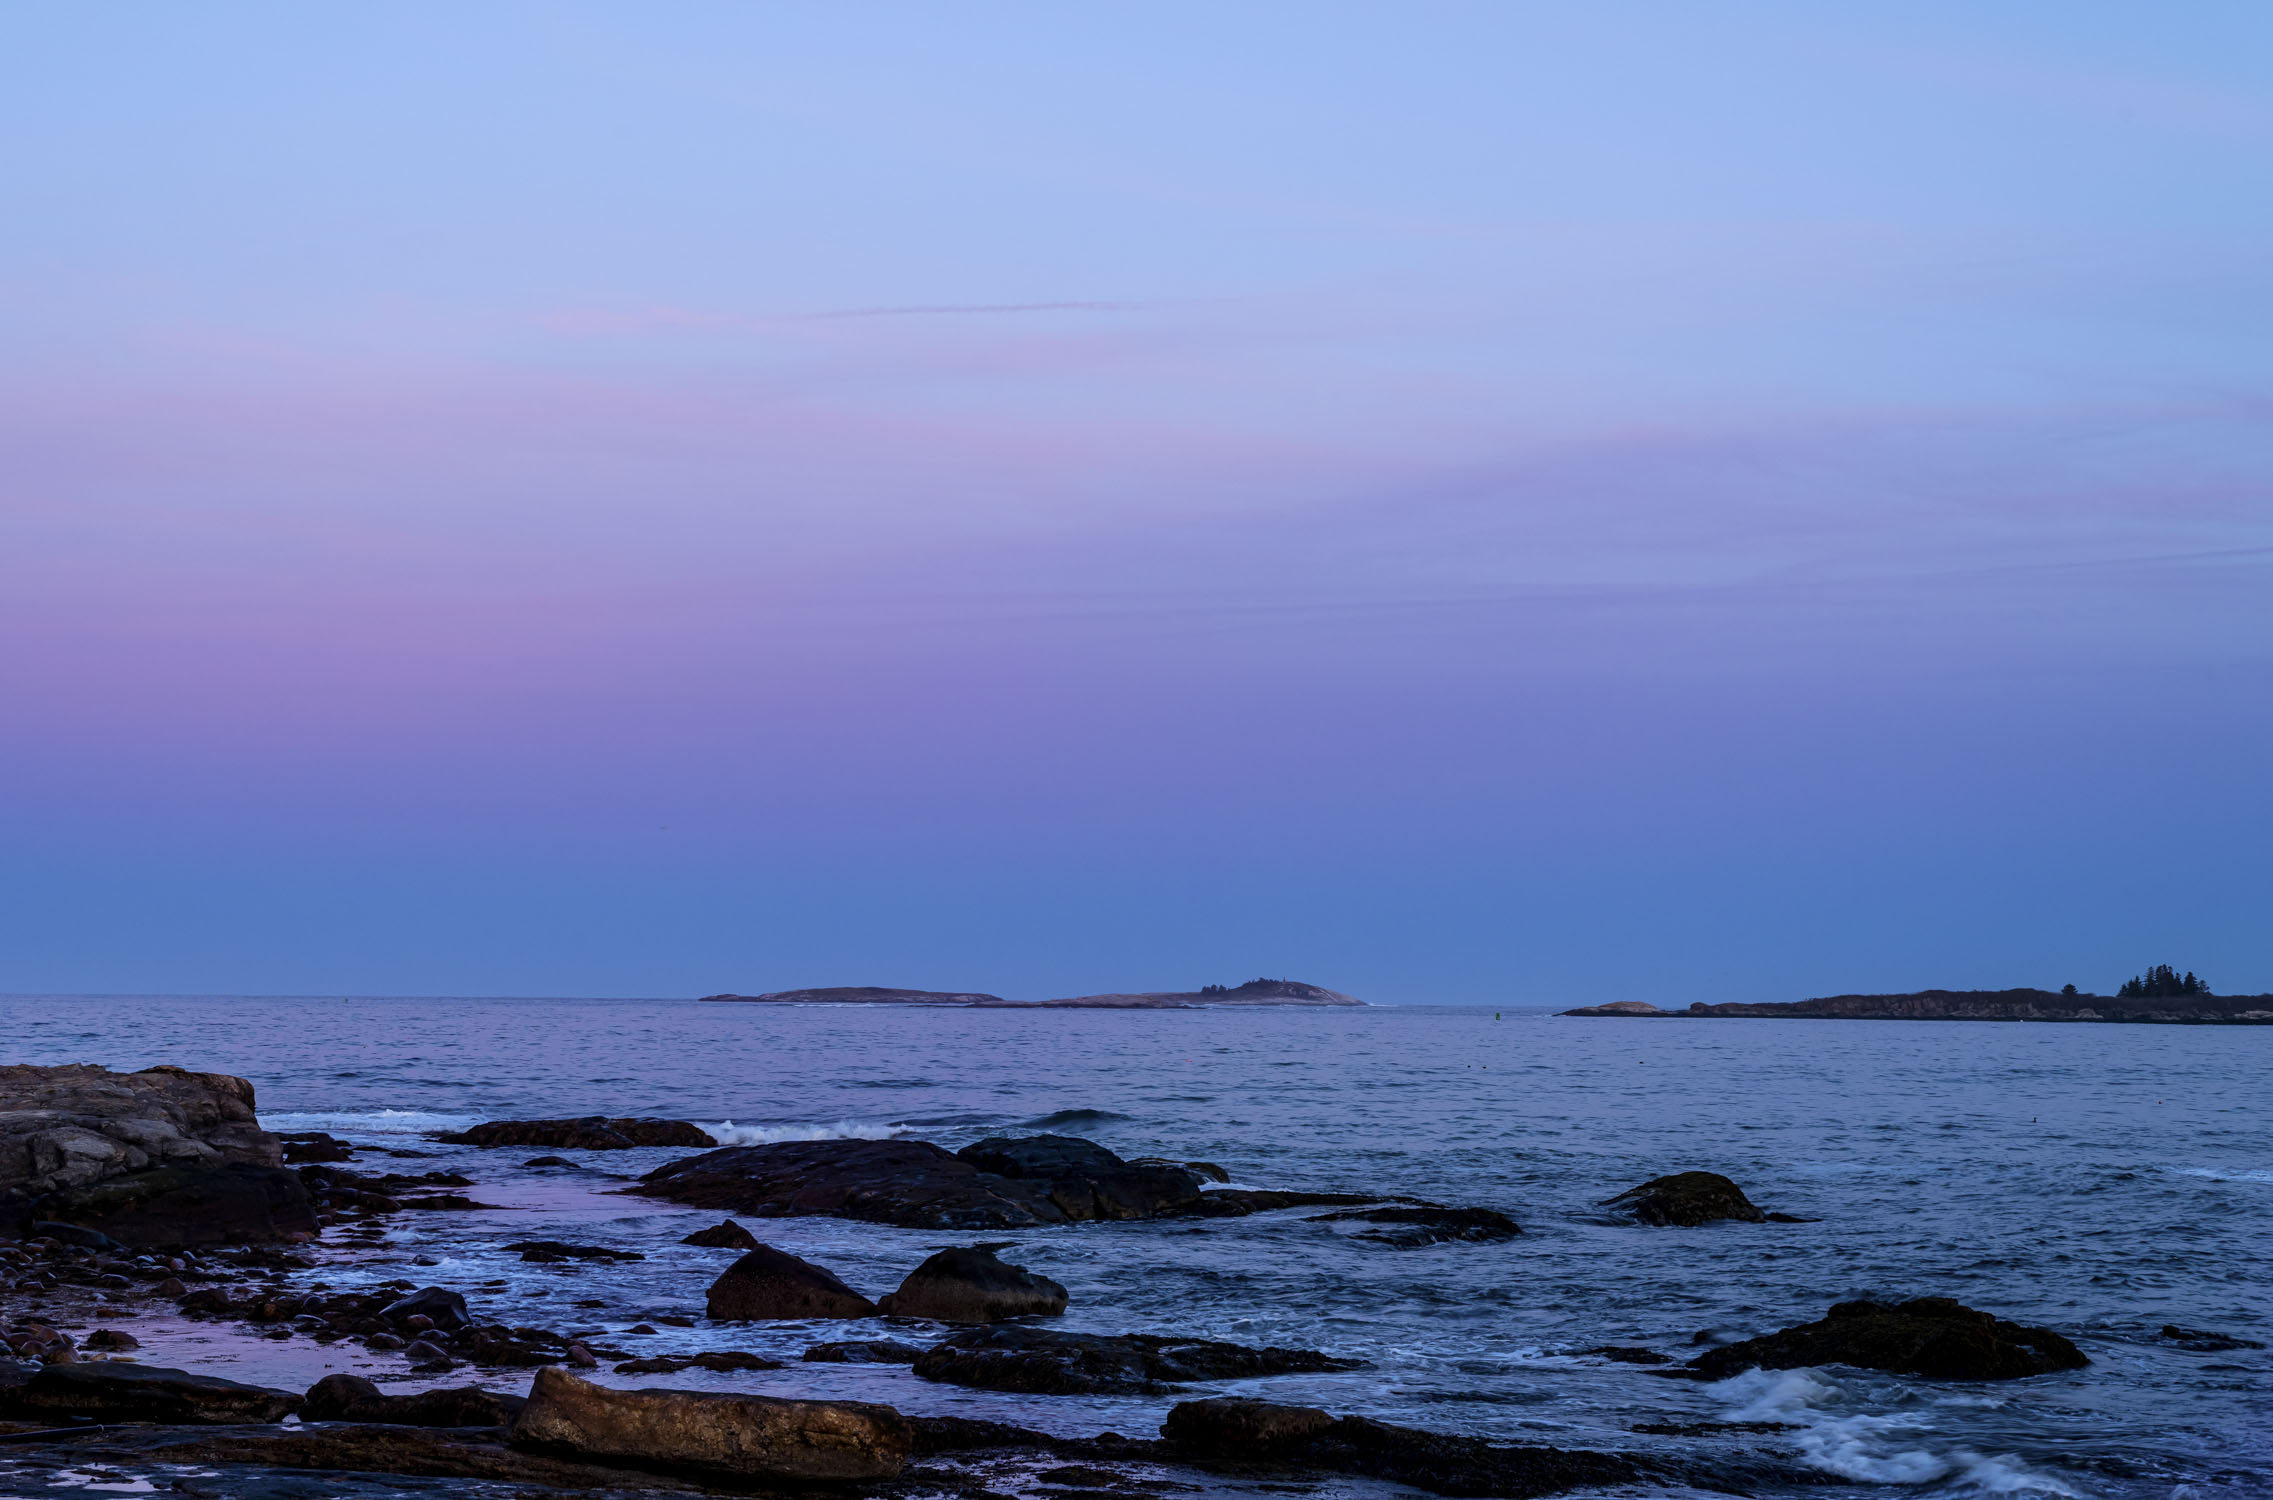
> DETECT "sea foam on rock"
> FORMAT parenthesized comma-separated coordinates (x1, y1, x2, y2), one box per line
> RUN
(509, 1365, 913, 1482)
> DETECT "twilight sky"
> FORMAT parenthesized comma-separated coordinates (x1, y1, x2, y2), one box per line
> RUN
(4, 4, 2270, 1002)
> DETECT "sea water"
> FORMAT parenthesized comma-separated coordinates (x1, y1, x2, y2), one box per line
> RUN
(4, 994, 2266, 1498)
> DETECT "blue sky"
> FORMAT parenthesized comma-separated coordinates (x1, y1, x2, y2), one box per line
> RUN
(2, 5, 2269, 1000)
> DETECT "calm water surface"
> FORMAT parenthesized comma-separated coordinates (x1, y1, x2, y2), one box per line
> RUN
(4, 996, 2266, 1499)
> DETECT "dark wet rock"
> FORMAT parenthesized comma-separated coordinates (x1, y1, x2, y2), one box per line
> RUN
(277, 1131, 354, 1164)
(436, 1116, 718, 1150)
(0, 1064, 282, 1207)
(803, 1339, 929, 1364)
(954, 1135, 1208, 1220)
(509, 1364, 914, 1482)
(613, 1351, 784, 1374)
(302, 1372, 524, 1427)
(404, 1339, 454, 1368)
(1690, 1298, 2090, 1380)
(142, 1423, 715, 1492)
(505, 1240, 645, 1264)
(703, 986, 1010, 1005)
(0, 1362, 303, 1423)
(27, 1163, 317, 1247)
(1131, 1156, 1231, 1183)
(1633, 1418, 1801, 1436)
(382, 1287, 470, 1330)
(1586, 1345, 1671, 1365)
(637, 1134, 1236, 1229)
(1308, 1204, 1521, 1246)
(903, 1412, 1071, 1454)
(706, 1243, 876, 1320)
(2160, 1324, 2265, 1352)
(1185, 1187, 1386, 1216)
(914, 1325, 1361, 1395)
(82, 1328, 140, 1351)
(1602, 1171, 1767, 1226)
(521, 1155, 574, 1167)
(1163, 1398, 1656, 1498)
(29, 1219, 125, 1251)
(878, 1245, 1067, 1323)
(680, 1218, 761, 1249)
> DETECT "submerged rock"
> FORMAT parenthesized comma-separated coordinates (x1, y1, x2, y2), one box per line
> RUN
(508, 1365, 913, 1482)
(1689, 1298, 2090, 1380)
(803, 1339, 929, 1364)
(28, 1162, 317, 1247)
(1, 1362, 303, 1424)
(302, 1372, 523, 1427)
(681, 1217, 761, 1249)
(1308, 1204, 1521, 1246)
(877, 1245, 1067, 1323)
(915, 1325, 1361, 1395)
(1601, 1171, 1767, 1227)
(504, 1240, 645, 1263)
(613, 1351, 783, 1375)
(706, 1244, 877, 1320)
(2161, 1324, 2265, 1352)
(436, 1117, 718, 1150)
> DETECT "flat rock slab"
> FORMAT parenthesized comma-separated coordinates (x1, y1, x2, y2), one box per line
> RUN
(138, 1422, 715, 1492)
(1307, 1204, 1521, 1246)
(914, 1325, 1362, 1395)
(437, 1117, 718, 1150)
(302, 1374, 522, 1427)
(2, 1362, 304, 1424)
(510, 1366, 912, 1482)
(1690, 1297, 2090, 1380)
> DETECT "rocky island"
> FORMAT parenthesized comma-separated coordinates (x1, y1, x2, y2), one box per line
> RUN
(701, 978, 1365, 1008)
(1564, 987, 2273, 1024)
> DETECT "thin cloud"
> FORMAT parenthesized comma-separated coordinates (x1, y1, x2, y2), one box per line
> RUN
(799, 301, 1133, 321)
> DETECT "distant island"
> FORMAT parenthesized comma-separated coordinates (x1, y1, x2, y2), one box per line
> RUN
(1564, 985, 2272, 1026)
(699, 978, 1366, 1008)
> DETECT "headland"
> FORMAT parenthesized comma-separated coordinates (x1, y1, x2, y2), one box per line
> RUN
(1562, 988, 2273, 1024)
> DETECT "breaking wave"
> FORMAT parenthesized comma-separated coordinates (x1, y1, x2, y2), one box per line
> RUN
(1021, 1108, 1131, 1129)
(702, 1120, 899, 1146)
(258, 1109, 481, 1135)
(1713, 1369, 2080, 1494)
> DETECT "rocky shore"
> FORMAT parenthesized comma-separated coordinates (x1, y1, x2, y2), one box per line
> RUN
(1563, 988, 2273, 1023)
(1, 1060, 2129, 1499)
(700, 978, 1367, 1007)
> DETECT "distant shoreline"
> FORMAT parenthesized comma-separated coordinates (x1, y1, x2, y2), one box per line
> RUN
(699, 980, 1367, 1009)
(1562, 988, 2273, 1025)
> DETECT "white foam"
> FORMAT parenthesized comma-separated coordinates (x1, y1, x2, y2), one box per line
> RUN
(1708, 1370, 2081, 1494)
(1945, 1450, 2084, 1496)
(702, 1120, 898, 1145)
(2168, 1166, 2273, 1184)
(258, 1109, 481, 1135)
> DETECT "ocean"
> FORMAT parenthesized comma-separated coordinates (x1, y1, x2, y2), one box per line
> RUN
(5, 993, 2267, 1499)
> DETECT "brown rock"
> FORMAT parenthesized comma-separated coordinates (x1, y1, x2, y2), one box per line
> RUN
(509, 1365, 912, 1482)
(1689, 1298, 2090, 1381)
(876, 1245, 1067, 1323)
(28, 1163, 317, 1247)
(1162, 1396, 1336, 1453)
(681, 1218, 761, 1249)
(1601, 1171, 1767, 1227)
(303, 1372, 523, 1427)
(0, 1063, 281, 1203)
(706, 1244, 876, 1320)
(2, 1362, 302, 1423)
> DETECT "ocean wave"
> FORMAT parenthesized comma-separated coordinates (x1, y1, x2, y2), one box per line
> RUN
(258, 1109, 481, 1135)
(703, 1120, 899, 1146)
(1711, 1370, 2079, 1494)
(2168, 1166, 2273, 1184)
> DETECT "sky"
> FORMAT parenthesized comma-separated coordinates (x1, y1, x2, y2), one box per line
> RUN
(3, 4, 2270, 1003)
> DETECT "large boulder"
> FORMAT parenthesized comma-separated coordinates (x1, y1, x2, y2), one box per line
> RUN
(381, 1286, 472, 1330)
(681, 1218, 760, 1249)
(1689, 1298, 2090, 1381)
(914, 1325, 1361, 1395)
(1601, 1172, 1767, 1226)
(953, 1135, 1206, 1219)
(303, 1373, 523, 1427)
(1, 1064, 281, 1205)
(437, 1117, 717, 1150)
(706, 1244, 876, 1320)
(509, 1365, 912, 1483)
(876, 1245, 1067, 1323)
(636, 1135, 1211, 1229)
(0, 1362, 302, 1424)
(28, 1161, 316, 1246)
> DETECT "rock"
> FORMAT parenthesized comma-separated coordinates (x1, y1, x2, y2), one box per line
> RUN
(404, 1339, 454, 1367)
(637, 1135, 1221, 1229)
(0, 1362, 303, 1423)
(28, 1163, 318, 1246)
(302, 1372, 523, 1426)
(1307, 1204, 1521, 1246)
(1689, 1298, 2090, 1380)
(143, 1424, 721, 1492)
(702, 987, 1009, 1005)
(27, 1219, 123, 1251)
(1185, 1187, 1388, 1216)
(155, 1275, 185, 1298)
(953, 1135, 1207, 1220)
(1043, 979, 1365, 1008)
(803, 1339, 929, 1364)
(504, 1240, 645, 1263)
(382, 1286, 470, 1329)
(0, 1064, 281, 1209)
(1163, 1399, 1657, 1497)
(278, 1131, 354, 1163)
(1132, 1156, 1231, 1183)
(877, 1245, 1067, 1323)
(706, 1243, 876, 1320)
(436, 1117, 718, 1150)
(914, 1326, 1362, 1395)
(612, 1351, 783, 1375)
(522, 1155, 574, 1167)
(2161, 1324, 2265, 1352)
(509, 1365, 913, 1482)
(1587, 1345, 1671, 1365)
(681, 1218, 761, 1249)
(1601, 1171, 1768, 1226)
(82, 1329, 140, 1351)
